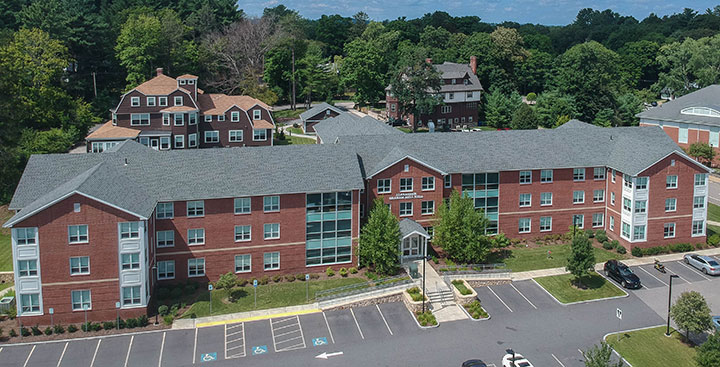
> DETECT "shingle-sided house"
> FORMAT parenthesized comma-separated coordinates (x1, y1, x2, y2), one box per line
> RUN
(299, 102, 344, 134)
(86, 69, 275, 152)
(385, 57, 483, 130)
(638, 85, 720, 165)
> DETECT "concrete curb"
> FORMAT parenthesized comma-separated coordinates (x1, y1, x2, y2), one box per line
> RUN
(0, 326, 169, 347)
(530, 277, 629, 306)
(406, 306, 439, 329)
(457, 302, 491, 322)
(602, 324, 668, 367)
(173, 303, 321, 329)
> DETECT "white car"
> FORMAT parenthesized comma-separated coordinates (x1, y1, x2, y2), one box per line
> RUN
(502, 353, 534, 367)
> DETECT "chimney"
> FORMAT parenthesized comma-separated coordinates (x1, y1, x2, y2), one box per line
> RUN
(156, 67, 164, 76)
(425, 58, 432, 64)
(470, 56, 477, 74)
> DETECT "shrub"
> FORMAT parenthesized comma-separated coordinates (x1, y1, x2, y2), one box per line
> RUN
(696, 243, 706, 250)
(170, 287, 182, 300)
(259, 276, 270, 285)
(163, 315, 174, 325)
(92, 323, 103, 332)
(170, 304, 180, 317)
(349, 267, 358, 274)
(708, 233, 720, 246)
(81, 322, 92, 332)
(464, 300, 489, 319)
(669, 243, 693, 253)
(631, 246, 643, 257)
(602, 241, 614, 250)
(53, 324, 65, 334)
(326, 267, 335, 277)
(103, 321, 115, 330)
(295, 274, 305, 281)
(31, 325, 42, 336)
(432, 256, 439, 264)
(272, 275, 282, 283)
(125, 318, 138, 329)
(310, 273, 320, 280)
(20, 327, 30, 337)
(157, 287, 170, 300)
(585, 229, 595, 238)
(616, 246, 627, 254)
(237, 278, 249, 287)
(229, 288, 247, 302)
(43, 326, 52, 335)
(117, 319, 126, 329)
(594, 230, 608, 242)
(138, 315, 149, 327)
(445, 258, 456, 267)
(5, 308, 16, 319)
(186, 281, 199, 291)
(158, 305, 169, 316)
(365, 271, 378, 281)
(643, 246, 667, 256)
(407, 287, 424, 302)
(339, 268, 348, 277)
(184, 284, 196, 296)
(216, 272, 238, 289)
(68, 324, 78, 333)
(415, 311, 437, 326)
(9, 329, 17, 337)
(285, 274, 296, 282)
(451, 279, 472, 295)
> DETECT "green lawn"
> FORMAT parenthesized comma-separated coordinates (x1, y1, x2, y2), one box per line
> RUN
(488, 243, 625, 273)
(274, 135, 315, 145)
(607, 326, 696, 367)
(272, 108, 307, 120)
(397, 127, 429, 133)
(709, 224, 720, 238)
(286, 127, 304, 135)
(183, 277, 364, 318)
(0, 282, 12, 293)
(0, 205, 12, 271)
(534, 273, 626, 303)
(709, 203, 720, 223)
(478, 126, 495, 131)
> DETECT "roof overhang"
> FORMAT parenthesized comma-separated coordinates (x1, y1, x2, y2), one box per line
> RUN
(367, 155, 447, 179)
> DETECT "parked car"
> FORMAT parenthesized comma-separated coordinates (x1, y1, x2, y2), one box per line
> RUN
(462, 360, 488, 367)
(502, 353, 533, 367)
(604, 260, 642, 289)
(712, 316, 720, 332)
(683, 254, 720, 275)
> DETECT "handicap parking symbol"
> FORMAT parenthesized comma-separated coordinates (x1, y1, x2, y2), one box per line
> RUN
(252, 345, 268, 355)
(200, 353, 217, 362)
(312, 337, 328, 347)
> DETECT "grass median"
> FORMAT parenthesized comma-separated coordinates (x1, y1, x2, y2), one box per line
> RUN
(606, 326, 696, 367)
(183, 277, 365, 318)
(534, 273, 626, 304)
(488, 243, 624, 273)
(0, 205, 13, 271)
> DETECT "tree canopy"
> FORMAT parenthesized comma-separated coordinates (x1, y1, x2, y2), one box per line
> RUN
(670, 291, 712, 341)
(432, 190, 493, 263)
(358, 198, 401, 275)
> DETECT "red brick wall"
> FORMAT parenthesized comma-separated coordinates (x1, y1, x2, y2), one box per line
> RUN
(13, 194, 145, 324)
(385, 96, 479, 129)
(498, 168, 607, 239)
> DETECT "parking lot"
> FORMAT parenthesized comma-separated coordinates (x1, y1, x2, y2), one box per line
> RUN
(0, 301, 420, 367)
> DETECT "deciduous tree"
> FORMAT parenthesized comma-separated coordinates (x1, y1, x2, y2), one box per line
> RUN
(115, 13, 163, 88)
(511, 103, 539, 130)
(670, 291, 712, 341)
(696, 333, 720, 367)
(484, 89, 522, 128)
(583, 342, 624, 367)
(358, 198, 401, 275)
(388, 55, 443, 131)
(566, 231, 595, 285)
(433, 190, 492, 263)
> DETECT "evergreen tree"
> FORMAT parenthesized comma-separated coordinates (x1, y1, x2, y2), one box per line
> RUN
(566, 231, 595, 285)
(511, 103, 539, 130)
(433, 190, 492, 263)
(358, 198, 401, 275)
(484, 89, 522, 128)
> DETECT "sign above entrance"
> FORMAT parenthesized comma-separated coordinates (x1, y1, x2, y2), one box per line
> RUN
(389, 192, 424, 201)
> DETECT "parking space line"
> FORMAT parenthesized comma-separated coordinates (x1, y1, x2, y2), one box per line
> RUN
(90, 339, 101, 367)
(192, 328, 198, 364)
(510, 283, 537, 309)
(275, 329, 300, 338)
(350, 308, 365, 339)
(322, 312, 335, 344)
(158, 332, 166, 367)
(225, 322, 246, 359)
(551, 353, 566, 367)
(23, 345, 36, 367)
(223, 324, 227, 359)
(270, 319, 279, 352)
(271, 317, 296, 325)
(272, 323, 298, 331)
(638, 266, 669, 286)
(227, 329, 244, 337)
(376, 304, 394, 335)
(678, 261, 713, 280)
(487, 286, 513, 312)
(56, 342, 68, 367)
(124, 335, 134, 367)
(666, 268, 691, 283)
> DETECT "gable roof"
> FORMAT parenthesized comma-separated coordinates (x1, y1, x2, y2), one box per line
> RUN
(6, 141, 365, 227)
(399, 218, 430, 239)
(135, 74, 181, 95)
(300, 103, 344, 121)
(314, 113, 402, 144)
(637, 85, 720, 127)
(197, 94, 270, 115)
(435, 62, 484, 93)
(337, 120, 709, 179)
(86, 121, 141, 140)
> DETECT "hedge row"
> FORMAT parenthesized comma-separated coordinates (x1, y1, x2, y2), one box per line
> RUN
(5, 315, 149, 338)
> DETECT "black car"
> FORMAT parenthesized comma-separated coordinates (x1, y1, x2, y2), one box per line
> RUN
(462, 360, 488, 367)
(604, 260, 641, 289)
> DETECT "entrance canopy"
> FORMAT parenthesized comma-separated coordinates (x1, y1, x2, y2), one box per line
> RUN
(399, 219, 430, 263)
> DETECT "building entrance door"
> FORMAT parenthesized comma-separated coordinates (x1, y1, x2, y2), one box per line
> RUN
(401, 235, 421, 262)
(150, 138, 159, 150)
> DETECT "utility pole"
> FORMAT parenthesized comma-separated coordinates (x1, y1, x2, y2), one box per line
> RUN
(291, 46, 296, 111)
(92, 72, 97, 98)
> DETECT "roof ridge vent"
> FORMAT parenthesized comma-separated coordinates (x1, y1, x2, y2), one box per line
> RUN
(124, 158, 128, 166)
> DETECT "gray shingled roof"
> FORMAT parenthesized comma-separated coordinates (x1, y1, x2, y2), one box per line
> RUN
(6, 141, 365, 227)
(314, 113, 402, 144)
(337, 121, 709, 179)
(399, 218, 430, 239)
(637, 85, 720, 127)
(299, 102, 344, 121)
(435, 62, 483, 93)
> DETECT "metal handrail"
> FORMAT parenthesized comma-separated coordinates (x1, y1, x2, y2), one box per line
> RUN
(436, 263, 508, 274)
(315, 274, 412, 301)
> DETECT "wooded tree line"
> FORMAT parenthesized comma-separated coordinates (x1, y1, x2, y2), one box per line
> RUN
(4, 3, 720, 203)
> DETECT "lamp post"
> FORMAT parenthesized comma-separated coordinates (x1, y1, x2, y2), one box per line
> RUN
(665, 274, 679, 336)
(152, 264, 158, 325)
(422, 238, 431, 314)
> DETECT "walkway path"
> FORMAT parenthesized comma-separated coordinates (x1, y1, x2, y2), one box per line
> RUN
(416, 260, 468, 322)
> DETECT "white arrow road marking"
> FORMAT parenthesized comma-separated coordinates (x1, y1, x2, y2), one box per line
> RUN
(315, 351, 344, 359)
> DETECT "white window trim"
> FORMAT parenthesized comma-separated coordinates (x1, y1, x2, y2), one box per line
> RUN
(664, 223, 676, 239)
(665, 198, 677, 212)
(146, 97, 156, 107)
(174, 96, 183, 106)
(539, 217, 552, 232)
(263, 223, 280, 240)
(130, 97, 140, 107)
(253, 129, 267, 141)
(519, 171, 532, 184)
(263, 252, 280, 271)
(421, 177, 435, 191)
(71, 290, 92, 311)
(540, 192, 552, 206)
(229, 130, 243, 142)
(399, 202, 413, 217)
(253, 110, 262, 120)
(573, 168, 585, 182)
(68, 225, 89, 244)
(444, 175, 452, 188)
(234, 225, 252, 242)
(187, 258, 205, 277)
(187, 200, 204, 217)
(234, 197, 251, 215)
(159, 96, 168, 106)
(156, 230, 175, 248)
(231, 111, 240, 122)
(573, 191, 585, 204)
(174, 135, 185, 148)
(519, 193, 531, 208)
(158, 260, 175, 280)
(235, 254, 252, 273)
(263, 196, 280, 212)
(377, 179, 391, 194)
(518, 218, 531, 233)
(399, 178, 413, 192)
(187, 228, 205, 245)
(592, 213, 604, 228)
(666, 175, 678, 189)
(204, 130, 220, 143)
(540, 170, 553, 183)
(69, 256, 90, 276)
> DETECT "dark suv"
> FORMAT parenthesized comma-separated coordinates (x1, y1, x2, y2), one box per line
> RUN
(604, 260, 641, 289)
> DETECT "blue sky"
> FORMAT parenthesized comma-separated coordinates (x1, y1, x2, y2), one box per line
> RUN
(241, 1, 717, 25)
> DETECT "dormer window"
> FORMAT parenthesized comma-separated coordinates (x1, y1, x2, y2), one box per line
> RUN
(188, 80, 195, 85)
(130, 97, 140, 107)
(451, 79, 456, 85)
(179, 79, 186, 85)
(253, 110, 261, 120)
(159, 96, 168, 106)
(681, 107, 720, 117)
(174, 96, 183, 106)
(147, 97, 156, 107)
(231, 111, 240, 122)
(464, 79, 469, 85)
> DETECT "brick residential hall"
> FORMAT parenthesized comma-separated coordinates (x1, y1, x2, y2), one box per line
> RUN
(385, 56, 483, 130)
(85, 68, 275, 152)
(4, 120, 709, 324)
